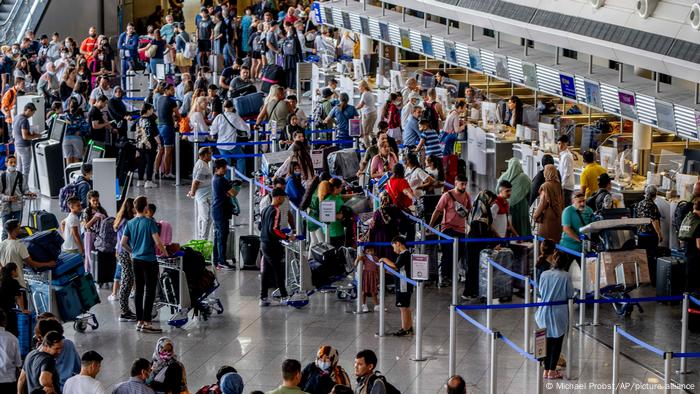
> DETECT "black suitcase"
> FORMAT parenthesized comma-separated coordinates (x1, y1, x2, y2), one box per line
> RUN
(90, 250, 117, 284)
(310, 243, 336, 263)
(309, 258, 345, 288)
(228, 83, 257, 99)
(239, 235, 260, 270)
(29, 210, 59, 231)
(261, 64, 284, 93)
(656, 256, 685, 300)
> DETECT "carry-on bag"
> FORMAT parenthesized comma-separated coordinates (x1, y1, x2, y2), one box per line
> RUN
(21, 230, 63, 262)
(52, 252, 85, 286)
(478, 248, 515, 301)
(233, 92, 265, 119)
(90, 250, 117, 285)
(239, 235, 260, 270)
(29, 210, 59, 231)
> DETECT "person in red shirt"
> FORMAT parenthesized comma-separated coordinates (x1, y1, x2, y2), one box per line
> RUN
(385, 163, 414, 212)
(80, 26, 98, 63)
(429, 174, 472, 288)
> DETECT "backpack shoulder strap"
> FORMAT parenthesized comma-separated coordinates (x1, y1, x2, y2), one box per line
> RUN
(10, 172, 20, 196)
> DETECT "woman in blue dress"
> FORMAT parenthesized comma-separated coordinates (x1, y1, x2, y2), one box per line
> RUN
(535, 250, 574, 380)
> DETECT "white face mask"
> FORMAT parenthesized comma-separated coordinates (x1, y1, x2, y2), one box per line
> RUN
(6, 166, 16, 172)
(316, 359, 331, 371)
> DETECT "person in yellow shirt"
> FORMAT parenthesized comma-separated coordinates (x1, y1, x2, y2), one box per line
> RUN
(579, 151, 607, 198)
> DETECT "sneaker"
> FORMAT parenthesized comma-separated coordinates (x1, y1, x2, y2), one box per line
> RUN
(216, 263, 236, 271)
(144, 181, 157, 188)
(277, 297, 290, 306)
(259, 297, 271, 307)
(361, 304, 369, 313)
(107, 294, 117, 302)
(162, 174, 175, 180)
(136, 180, 144, 187)
(119, 312, 137, 322)
(140, 324, 163, 333)
(136, 322, 144, 331)
(373, 305, 381, 312)
(392, 328, 410, 337)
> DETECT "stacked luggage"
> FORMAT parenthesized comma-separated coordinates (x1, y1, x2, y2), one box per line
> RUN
(309, 243, 346, 288)
(478, 248, 514, 301)
(233, 92, 265, 120)
(327, 149, 360, 181)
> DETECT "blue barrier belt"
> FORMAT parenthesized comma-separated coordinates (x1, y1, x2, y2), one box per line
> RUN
(246, 120, 267, 125)
(383, 264, 418, 287)
(402, 212, 454, 240)
(233, 169, 251, 183)
(305, 129, 335, 134)
(617, 327, 666, 358)
(459, 236, 534, 243)
(455, 309, 492, 334)
(358, 239, 454, 247)
(200, 141, 272, 147)
(288, 201, 326, 229)
(487, 258, 538, 289)
(672, 352, 700, 359)
(308, 139, 354, 145)
(456, 300, 568, 311)
(444, 181, 455, 189)
(124, 97, 145, 101)
(580, 295, 683, 304)
(253, 179, 273, 193)
(499, 333, 537, 362)
(690, 295, 700, 307)
(214, 154, 263, 159)
(536, 236, 592, 258)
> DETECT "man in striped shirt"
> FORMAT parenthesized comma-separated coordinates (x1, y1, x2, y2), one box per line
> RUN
(415, 119, 441, 158)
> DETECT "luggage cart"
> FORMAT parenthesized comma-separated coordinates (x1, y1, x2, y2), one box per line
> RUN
(155, 255, 224, 327)
(23, 270, 99, 333)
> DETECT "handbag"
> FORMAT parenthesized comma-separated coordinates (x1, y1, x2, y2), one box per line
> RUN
(146, 45, 158, 58)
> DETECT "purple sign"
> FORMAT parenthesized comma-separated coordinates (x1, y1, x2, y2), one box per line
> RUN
(696, 111, 700, 131)
(618, 90, 637, 120)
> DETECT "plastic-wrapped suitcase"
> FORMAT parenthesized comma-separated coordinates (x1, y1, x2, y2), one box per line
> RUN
(327, 149, 360, 180)
(29, 210, 59, 231)
(510, 243, 534, 291)
(16, 310, 36, 357)
(478, 248, 514, 301)
(239, 235, 260, 270)
(233, 92, 264, 118)
(90, 250, 116, 285)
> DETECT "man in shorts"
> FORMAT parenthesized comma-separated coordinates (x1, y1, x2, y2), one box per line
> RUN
(379, 235, 414, 337)
(156, 83, 179, 180)
(196, 7, 213, 67)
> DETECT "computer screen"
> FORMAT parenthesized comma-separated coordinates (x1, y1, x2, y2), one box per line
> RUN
(49, 118, 67, 142)
(86, 141, 106, 163)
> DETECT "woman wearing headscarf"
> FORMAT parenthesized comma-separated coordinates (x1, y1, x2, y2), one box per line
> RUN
(300, 346, 352, 394)
(635, 185, 663, 267)
(148, 337, 188, 394)
(368, 192, 404, 260)
(533, 164, 564, 243)
(498, 158, 532, 237)
(219, 371, 245, 394)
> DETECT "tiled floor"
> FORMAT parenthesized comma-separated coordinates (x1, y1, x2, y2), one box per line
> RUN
(30, 181, 698, 393)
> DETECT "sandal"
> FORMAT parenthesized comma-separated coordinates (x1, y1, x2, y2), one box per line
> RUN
(546, 371, 563, 380)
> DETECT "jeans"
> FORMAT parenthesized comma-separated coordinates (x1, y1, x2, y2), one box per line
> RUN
(195, 193, 212, 240)
(132, 258, 158, 322)
(261, 242, 287, 299)
(1, 210, 22, 240)
(219, 147, 246, 179)
(15, 146, 31, 189)
(213, 220, 229, 266)
(121, 59, 131, 89)
(223, 43, 235, 67)
(440, 229, 466, 280)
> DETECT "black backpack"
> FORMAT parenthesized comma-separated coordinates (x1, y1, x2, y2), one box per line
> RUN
(674, 200, 693, 232)
(586, 189, 609, 212)
(421, 101, 439, 131)
(368, 371, 401, 394)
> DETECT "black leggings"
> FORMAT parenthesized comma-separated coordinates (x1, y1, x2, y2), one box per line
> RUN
(138, 148, 156, 181)
(132, 259, 159, 322)
(544, 335, 565, 370)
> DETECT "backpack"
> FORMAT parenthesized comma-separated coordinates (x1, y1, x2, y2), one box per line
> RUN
(195, 384, 220, 394)
(94, 216, 117, 253)
(586, 189, 609, 212)
(674, 200, 693, 232)
(422, 101, 439, 131)
(58, 180, 88, 213)
(367, 372, 401, 394)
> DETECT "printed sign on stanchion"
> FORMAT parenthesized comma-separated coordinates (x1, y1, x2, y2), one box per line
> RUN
(320, 201, 336, 222)
(534, 328, 547, 360)
(411, 254, 429, 281)
(311, 149, 324, 170)
(349, 118, 361, 138)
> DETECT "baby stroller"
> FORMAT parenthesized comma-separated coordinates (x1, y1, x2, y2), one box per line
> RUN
(579, 217, 653, 317)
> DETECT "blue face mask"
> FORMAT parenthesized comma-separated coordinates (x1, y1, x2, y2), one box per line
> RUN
(294, 171, 301, 176)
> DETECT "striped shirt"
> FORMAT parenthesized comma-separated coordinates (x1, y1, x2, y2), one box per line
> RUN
(420, 129, 441, 157)
(112, 377, 155, 394)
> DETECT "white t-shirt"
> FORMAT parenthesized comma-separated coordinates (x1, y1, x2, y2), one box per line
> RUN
(444, 110, 462, 134)
(89, 86, 114, 102)
(192, 159, 213, 198)
(359, 91, 376, 115)
(62, 213, 81, 251)
(406, 167, 431, 198)
(63, 374, 107, 394)
(0, 240, 30, 287)
(559, 149, 574, 191)
(490, 204, 509, 238)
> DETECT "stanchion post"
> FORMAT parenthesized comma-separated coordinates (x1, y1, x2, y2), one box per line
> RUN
(247, 177, 254, 235)
(579, 242, 587, 326)
(452, 238, 459, 305)
(324, 223, 330, 244)
(536, 361, 543, 394)
(490, 331, 498, 394)
(524, 277, 531, 352)
(532, 236, 539, 279)
(253, 125, 260, 176)
(411, 281, 426, 361)
(175, 133, 181, 186)
(486, 259, 493, 330)
(355, 250, 363, 314)
(592, 240, 600, 326)
(378, 262, 385, 336)
(448, 305, 456, 377)
(566, 298, 573, 379)
(295, 209, 305, 293)
(612, 325, 620, 394)
(680, 293, 689, 374)
(664, 353, 672, 394)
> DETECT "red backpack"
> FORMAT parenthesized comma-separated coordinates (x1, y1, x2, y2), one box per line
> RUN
(195, 384, 221, 394)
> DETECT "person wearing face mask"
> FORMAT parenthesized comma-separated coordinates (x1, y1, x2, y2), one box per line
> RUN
(282, 21, 303, 91)
(0, 155, 36, 239)
(285, 161, 306, 207)
(108, 86, 130, 138)
(80, 26, 98, 63)
(300, 346, 352, 394)
(148, 337, 187, 394)
(38, 62, 60, 106)
(53, 48, 73, 81)
(382, 93, 402, 142)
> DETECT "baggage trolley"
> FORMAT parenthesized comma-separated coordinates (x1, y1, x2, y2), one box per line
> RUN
(23, 270, 99, 333)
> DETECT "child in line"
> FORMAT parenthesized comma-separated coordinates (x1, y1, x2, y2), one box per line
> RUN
(354, 245, 380, 313)
(0, 262, 26, 336)
(61, 197, 84, 256)
(81, 190, 107, 271)
(379, 236, 414, 337)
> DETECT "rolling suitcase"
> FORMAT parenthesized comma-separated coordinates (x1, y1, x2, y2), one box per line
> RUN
(226, 227, 236, 264)
(327, 149, 360, 180)
(478, 248, 515, 301)
(233, 92, 265, 119)
(510, 243, 534, 291)
(31, 282, 83, 321)
(260, 64, 284, 93)
(29, 210, 59, 231)
(656, 256, 685, 300)
(21, 230, 63, 262)
(73, 273, 100, 310)
(52, 252, 85, 286)
(228, 83, 257, 99)
(310, 243, 337, 264)
(209, 54, 224, 73)
(16, 310, 36, 357)
(239, 235, 260, 270)
(90, 250, 117, 285)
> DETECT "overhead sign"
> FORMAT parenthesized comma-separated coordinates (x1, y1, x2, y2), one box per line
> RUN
(584, 80, 602, 109)
(468, 47, 482, 71)
(421, 35, 433, 57)
(360, 17, 370, 35)
(655, 100, 676, 132)
(379, 22, 390, 42)
(323, 7, 334, 25)
(444, 41, 457, 64)
(349, 118, 361, 137)
(618, 90, 637, 120)
(411, 254, 429, 281)
(399, 28, 411, 48)
(494, 54, 509, 80)
(311, 2, 322, 24)
(560, 74, 576, 100)
(341, 12, 352, 30)
(522, 62, 537, 88)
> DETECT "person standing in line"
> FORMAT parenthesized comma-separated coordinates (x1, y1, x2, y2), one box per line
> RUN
(63, 351, 106, 394)
(557, 135, 574, 207)
(379, 236, 414, 337)
(211, 159, 237, 271)
(445, 375, 466, 394)
(491, 180, 518, 238)
(497, 158, 531, 237)
(188, 148, 214, 240)
(353, 350, 385, 394)
(268, 359, 307, 394)
(112, 358, 155, 394)
(534, 164, 564, 244)
(0, 310, 21, 391)
(117, 23, 139, 89)
(259, 188, 296, 306)
(120, 196, 169, 333)
(529, 155, 556, 206)
(17, 331, 64, 394)
(559, 192, 594, 269)
(155, 83, 180, 180)
(635, 185, 663, 267)
(115, 198, 138, 322)
(355, 80, 377, 148)
(12, 103, 40, 188)
(535, 250, 574, 380)
(0, 156, 35, 238)
(210, 100, 250, 177)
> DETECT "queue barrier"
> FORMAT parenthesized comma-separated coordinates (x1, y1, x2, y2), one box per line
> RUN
(307, 139, 355, 145)
(214, 154, 263, 159)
